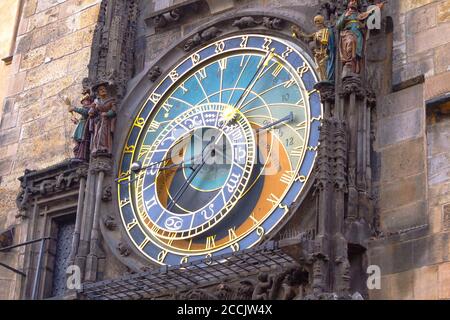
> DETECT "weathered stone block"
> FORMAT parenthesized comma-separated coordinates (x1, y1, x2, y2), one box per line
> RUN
(13, 87, 43, 109)
(59, 0, 100, 19)
(36, 0, 66, 14)
(27, 5, 60, 32)
(428, 152, 450, 186)
(0, 279, 12, 300)
(381, 200, 428, 233)
(412, 232, 449, 269)
(24, 57, 70, 90)
(66, 47, 91, 74)
(378, 108, 424, 147)
(19, 46, 46, 71)
(23, 0, 38, 18)
(78, 4, 100, 30)
(406, 3, 436, 35)
(46, 27, 94, 60)
(413, 265, 438, 299)
(386, 270, 414, 300)
(434, 42, 450, 74)
(438, 0, 450, 23)
(19, 110, 65, 140)
(427, 115, 450, 157)
(438, 262, 450, 299)
(0, 128, 20, 146)
(381, 138, 425, 182)
(400, 0, 434, 14)
(408, 21, 450, 56)
(30, 19, 71, 49)
(380, 174, 426, 212)
(424, 71, 450, 101)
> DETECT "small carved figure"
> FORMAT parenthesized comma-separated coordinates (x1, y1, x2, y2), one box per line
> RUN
(148, 66, 162, 82)
(232, 17, 260, 29)
(336, 0, 384, 77)
(183, 289, 218, 300)
(280, 273, 297, 300)
(216, 283, 234, 300)
(235, 280, 254, 300)
(117, 241, 131, 256)
(66, 93, 94, 161)
(252, 272, 272, 300)
(262, 17, 284, 30)
(104, 215, 117, 231)
(90, 82, 117, 155)
(292, 15, 336, 81)
(200, 26, 222, 41)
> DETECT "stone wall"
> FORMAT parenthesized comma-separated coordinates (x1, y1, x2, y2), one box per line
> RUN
(369, 0, 450, 300)
(0, 0, 101, 300)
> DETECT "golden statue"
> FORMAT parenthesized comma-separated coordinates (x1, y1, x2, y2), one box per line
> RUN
(292, 15, 335, 81)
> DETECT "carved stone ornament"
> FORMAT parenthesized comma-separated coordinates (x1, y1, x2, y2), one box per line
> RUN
(102, 186, 112, 202)
(148, 66, 162, 82)
(16, 163, 87, 212)
(103, 215, 117, 231)
(0, 227, 14, 249)
(314, 81, 335, 103)
(117, 241, 131, 257)
(232, 16, 261, 29)
(184, 26, 222, 52)
(340, 75, 365, 98)
(262, 17, 284, 30)
(89, 157, 113, 173)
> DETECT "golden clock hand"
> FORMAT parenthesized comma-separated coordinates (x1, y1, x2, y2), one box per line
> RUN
(214, 50, 275, 146)
(166, 136, 216, 211)
(256, 112, 294, 133)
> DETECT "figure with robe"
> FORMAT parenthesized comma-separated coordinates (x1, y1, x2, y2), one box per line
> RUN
(336, 0, 384, 77)
(90, 82, 117, 155)
(292, 14, 336, 82)
(66, 93, 94, 161)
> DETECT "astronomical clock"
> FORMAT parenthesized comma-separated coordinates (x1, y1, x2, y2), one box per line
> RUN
(117, 34, 322, 266)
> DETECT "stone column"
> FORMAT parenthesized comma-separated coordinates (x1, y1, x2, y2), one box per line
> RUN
(85, 155, 112, 282)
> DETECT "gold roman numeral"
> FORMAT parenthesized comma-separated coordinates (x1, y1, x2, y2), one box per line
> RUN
(284, 78, 295, 88)
(218, 58, 227, 70)
(138, 145, 151, 159)
(205, 235, 216, 249)
(148, 121, 160, 132)
(280, 170, 296, 185)
(228, 227, 238, 241)
(296, 121, 307, 131)
(198, 68, 207, 80)
(291, 146, 304, 157)
(266, 193, 280, 206)
(139, 237, 150, 249)
(272, 64, 283, 77)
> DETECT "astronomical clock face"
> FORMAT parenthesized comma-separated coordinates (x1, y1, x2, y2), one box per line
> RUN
(117, 34, 322, 265)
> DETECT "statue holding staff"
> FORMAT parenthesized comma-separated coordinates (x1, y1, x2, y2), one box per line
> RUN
(336, 0, 385, 77)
